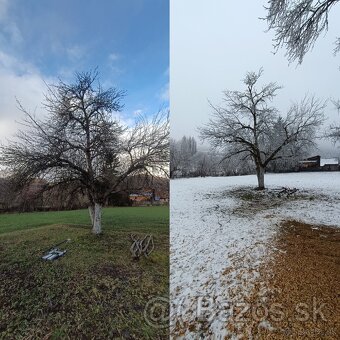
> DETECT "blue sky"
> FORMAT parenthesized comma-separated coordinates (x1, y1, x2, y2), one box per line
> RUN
(0, 0, 169, 139)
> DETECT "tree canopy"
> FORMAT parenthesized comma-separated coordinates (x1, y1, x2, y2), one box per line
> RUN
(200, 69, 325, 189)
(265, 0, 340, 64)
(0, 70, 169, 233)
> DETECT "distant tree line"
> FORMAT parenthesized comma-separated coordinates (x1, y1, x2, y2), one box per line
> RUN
(170, 135, 310, 180)
(171, 136, 254, 178)
(171, 127, 313, 180)
(0, 174, 168, 213)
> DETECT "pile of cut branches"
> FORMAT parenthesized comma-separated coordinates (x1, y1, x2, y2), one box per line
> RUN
(273, 187, 299, 198)
(130, 234, 154, 260)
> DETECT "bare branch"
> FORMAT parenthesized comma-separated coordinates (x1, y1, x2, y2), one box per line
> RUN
(264, 0, 340, 64)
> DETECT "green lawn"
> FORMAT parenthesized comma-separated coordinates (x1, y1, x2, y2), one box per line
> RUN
(0, 206, 169, 234)
(0, 206, 169, 339)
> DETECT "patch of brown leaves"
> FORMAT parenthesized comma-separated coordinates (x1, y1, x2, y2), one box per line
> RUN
(241, 220, 340, 339)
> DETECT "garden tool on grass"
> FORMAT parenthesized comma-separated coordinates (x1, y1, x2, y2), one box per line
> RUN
(42, 239, 71, 261)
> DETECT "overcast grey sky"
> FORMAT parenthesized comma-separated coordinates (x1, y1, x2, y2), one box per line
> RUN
(170, 0, 340, 155)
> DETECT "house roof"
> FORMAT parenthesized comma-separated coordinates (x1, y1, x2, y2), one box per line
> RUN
(299, 160, 318, 164)
(320, 158, 339, 166)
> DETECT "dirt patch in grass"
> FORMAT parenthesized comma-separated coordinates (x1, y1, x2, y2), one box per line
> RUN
(236, 220, 340, 339)
(95, 262, 132, 278)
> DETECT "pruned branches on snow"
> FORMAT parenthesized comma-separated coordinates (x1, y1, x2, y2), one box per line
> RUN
(273, 187, 299, 197)
(264, 0, 340, 63)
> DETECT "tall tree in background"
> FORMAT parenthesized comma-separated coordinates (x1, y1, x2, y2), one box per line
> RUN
(265, 0, 339, 64)
(170, 138, 181, 178)
(170, 136, 198, 178)
(180, 136, 197, 157)
(0, 71, 169, 234)
(328, 99, 340, 142)
(200, 69, 325, 189)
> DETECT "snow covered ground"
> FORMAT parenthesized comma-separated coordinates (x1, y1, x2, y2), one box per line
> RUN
(170, 172, 340, 338)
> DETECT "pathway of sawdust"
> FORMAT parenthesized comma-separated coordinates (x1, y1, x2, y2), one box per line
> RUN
(233, 220, 340, 339)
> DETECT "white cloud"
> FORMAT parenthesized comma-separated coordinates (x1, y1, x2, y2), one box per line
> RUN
(0, 50, 51, 143)
(107, 53, 124, 76)
(133, 109, 143, 116)
(3, 21, 22, 45)
(0, 0, 22, 46)
(0, 50, 36, 74)
(108, 64, 124, 76)
(108, 52, 120, 61)
(111, 110, 135, 128)
(159, 82, 169, 101)
(0, 119, 17, 143)
(66, 44, 85, 61)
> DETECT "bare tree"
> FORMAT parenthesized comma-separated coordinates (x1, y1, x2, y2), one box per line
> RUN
(0, 70, 169, 234)
(0, 177, 16, 211)
(264, 0, 340, 64)
(328, 126, 340, 142)
(170, 136, 198, 178)
(200, 69, 325, 189)
(326, 99, 340, 142)
(180, 136, 197, 157)
(170, 138, 181, 178)
(265, 1, 340, 144)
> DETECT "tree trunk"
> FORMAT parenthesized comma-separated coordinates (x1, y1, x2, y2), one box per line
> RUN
(91, 203, 102, 234)
(256, 165, 265, 190)
(88, 205, 94, 226)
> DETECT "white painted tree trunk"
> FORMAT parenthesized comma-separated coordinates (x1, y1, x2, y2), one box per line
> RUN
(88, 205, 94, 226)
(91, 203, 102, 234)
(256, 166, 265, 190)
